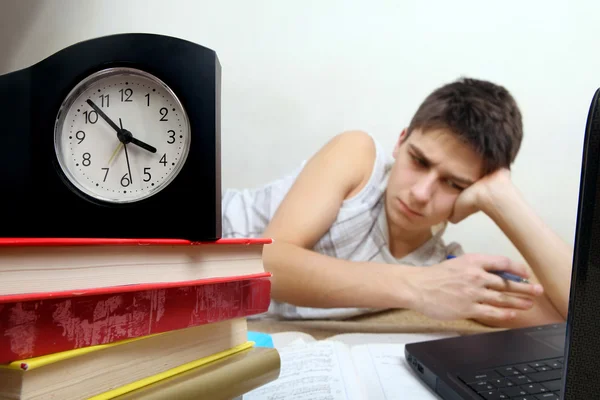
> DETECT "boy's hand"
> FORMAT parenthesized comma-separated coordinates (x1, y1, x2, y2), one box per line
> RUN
(449, 168, 513, 224)
(405, 253, 544, 322)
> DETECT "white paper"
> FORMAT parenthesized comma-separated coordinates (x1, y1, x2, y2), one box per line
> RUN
(350, 343, 440, 400)
(244, 341, 365, 400)
(271, 331, 317, 348)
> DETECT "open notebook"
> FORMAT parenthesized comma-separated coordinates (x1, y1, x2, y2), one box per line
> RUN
(244, 331, 457, 399)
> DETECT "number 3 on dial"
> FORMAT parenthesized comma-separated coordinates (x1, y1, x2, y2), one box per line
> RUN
(53, 67, 191, 204)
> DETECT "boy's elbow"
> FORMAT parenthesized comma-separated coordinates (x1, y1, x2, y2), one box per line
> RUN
(261, 240, 285, 273)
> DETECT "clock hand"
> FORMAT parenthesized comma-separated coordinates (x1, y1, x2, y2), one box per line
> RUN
(86, 99, 157, 154)
(129, 137, 157, 153)
(123, 144, 133, 185)
(108, 142, 123, 165)
(118, 118, 133, 185)
(107, 119, 126, 165)
(116, 118, 157, 154)
(86, 99, 120, 132)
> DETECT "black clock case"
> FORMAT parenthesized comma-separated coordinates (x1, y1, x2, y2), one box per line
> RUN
(0, 33, 221, 241)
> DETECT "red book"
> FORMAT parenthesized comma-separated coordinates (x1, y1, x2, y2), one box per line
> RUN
(0, 273, 271, 364)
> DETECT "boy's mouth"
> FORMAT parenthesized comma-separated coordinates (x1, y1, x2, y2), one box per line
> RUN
(397, 198, 424, 218)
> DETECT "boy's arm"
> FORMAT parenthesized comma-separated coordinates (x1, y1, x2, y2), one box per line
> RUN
(262, 131, 540, 321)
(451, 169, 573, 326)
(262, 130, 415, 309)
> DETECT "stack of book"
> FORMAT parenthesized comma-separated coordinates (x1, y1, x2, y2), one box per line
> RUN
(0, 237, 280, 399)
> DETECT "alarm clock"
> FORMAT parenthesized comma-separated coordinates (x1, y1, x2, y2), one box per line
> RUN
(0, 33, 222, 241)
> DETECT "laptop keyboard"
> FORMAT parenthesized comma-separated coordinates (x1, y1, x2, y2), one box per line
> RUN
(457, 357, 563, 399)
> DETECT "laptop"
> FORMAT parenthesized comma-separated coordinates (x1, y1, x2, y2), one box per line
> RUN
(404, 87, 600, 400)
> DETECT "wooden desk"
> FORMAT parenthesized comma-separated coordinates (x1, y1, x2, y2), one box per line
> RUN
(247, 309, 504, 340)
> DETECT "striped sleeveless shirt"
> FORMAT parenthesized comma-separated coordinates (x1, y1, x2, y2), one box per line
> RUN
(221, 135, 464, 319)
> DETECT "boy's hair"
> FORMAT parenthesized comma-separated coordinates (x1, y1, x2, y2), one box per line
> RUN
(407, 77, 523, 174)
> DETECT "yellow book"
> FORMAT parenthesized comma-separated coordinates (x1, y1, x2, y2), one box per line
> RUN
(114, 346, 281, 400)
(1, 331, 165, 372)
(95, 342, 256, 400)
(0, 318, 248, 400)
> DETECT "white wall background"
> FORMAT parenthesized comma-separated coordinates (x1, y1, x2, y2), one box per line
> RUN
(1, 0, 598, 263)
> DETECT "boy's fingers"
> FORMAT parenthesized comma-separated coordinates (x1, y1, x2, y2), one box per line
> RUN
(473, 303, 517, 321)
(475, 255, 530, 279)
(485, 277, 544, 297)
(479, 289, 534, 310)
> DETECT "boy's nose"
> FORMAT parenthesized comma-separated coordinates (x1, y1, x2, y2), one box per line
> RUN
(410, 173, 436, 204)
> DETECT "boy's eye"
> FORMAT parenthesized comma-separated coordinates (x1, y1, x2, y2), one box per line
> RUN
(445, 180, 465, 191)
(411, 154, 428, 167)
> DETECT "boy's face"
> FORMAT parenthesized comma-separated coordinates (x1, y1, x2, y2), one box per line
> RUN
(385, 128, 485, 233)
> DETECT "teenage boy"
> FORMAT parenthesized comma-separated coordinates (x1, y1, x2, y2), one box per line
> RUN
(223, 78, 572, 328)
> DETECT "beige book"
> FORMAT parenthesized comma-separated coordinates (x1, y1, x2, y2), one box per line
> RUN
(0, 242, 266, 295)
(0, 318, 248, 400)
(115, 346, 281, 400)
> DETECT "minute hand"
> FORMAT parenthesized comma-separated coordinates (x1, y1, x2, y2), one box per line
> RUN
(86, 99, 120, 132)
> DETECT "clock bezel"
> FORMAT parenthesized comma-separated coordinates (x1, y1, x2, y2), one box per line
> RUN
(53, 67, 192, 205)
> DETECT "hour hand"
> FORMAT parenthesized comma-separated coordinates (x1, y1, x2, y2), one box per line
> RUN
(130, 137, 157, 153)
(117, 118, 157, 153)
(86, 99, 120, 133)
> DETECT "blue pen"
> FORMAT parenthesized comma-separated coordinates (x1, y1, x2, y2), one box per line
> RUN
(446, 254, 530, 284)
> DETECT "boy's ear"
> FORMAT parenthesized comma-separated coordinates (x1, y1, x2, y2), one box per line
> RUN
(392, 128, 408, 158)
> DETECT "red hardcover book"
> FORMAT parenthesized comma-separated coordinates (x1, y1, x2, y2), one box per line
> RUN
(0, 273, 271, 364)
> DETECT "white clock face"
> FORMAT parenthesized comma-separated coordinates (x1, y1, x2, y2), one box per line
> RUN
(54, 67, 191, 204)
